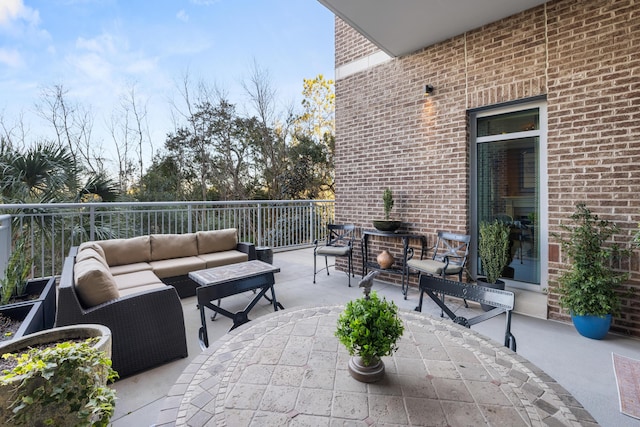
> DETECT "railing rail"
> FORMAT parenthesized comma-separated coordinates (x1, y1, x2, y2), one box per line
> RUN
(0, 200, 335, 280)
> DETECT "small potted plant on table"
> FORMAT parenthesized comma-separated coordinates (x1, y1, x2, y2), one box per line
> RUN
(554, 203, 630, 339)
(335, 271, 404, 382)
(373, 188, 402, 232)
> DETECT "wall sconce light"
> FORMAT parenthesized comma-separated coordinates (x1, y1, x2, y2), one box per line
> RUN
(424, 84, 434, 96)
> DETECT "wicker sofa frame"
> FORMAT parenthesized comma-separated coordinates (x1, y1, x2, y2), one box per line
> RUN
(56, 251, 188, 378)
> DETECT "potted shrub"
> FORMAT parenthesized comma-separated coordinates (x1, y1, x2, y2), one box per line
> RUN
(0, 234, 56, 340)
(335, 272, 404, 382)
(0, 324, 117, 426)
(477, 220, 511, 309)
(373, 188, 402, 232)
(0, 234, 32, 306)
(554, 203, 630, 339)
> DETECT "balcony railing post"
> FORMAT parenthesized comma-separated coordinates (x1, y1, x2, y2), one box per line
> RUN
(257, 203, 262, 247)
(188, 205, 193, 233)
(309, 201, 314, 245)
(89, 205, 96, 241)
(0, 215, 12, 280)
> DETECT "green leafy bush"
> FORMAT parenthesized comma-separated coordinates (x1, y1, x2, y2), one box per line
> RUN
(554, 204, 630, 317)
(0, 338, 118, 426)
(335, 291, 404, 366)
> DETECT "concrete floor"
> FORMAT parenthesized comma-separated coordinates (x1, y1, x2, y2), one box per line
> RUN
(110, 248, 640, 427)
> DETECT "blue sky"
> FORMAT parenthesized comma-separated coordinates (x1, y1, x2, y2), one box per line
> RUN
(0, 0, 334, 163)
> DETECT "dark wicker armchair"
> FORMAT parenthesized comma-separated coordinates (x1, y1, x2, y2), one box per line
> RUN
(55, 255, 188, 378)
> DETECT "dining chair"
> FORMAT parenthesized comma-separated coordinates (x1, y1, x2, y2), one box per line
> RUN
(407, 230, 471, 281)
(313, 224, 355, 286)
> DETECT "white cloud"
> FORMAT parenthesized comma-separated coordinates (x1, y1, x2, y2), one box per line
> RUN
(0, 0, 40, 28)
(177, 10, 189, 22)
(0, 47, 24, 67)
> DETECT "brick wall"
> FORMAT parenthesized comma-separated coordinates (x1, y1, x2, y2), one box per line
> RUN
(335, 18, 381, 67)
(334, 0, 640, 336)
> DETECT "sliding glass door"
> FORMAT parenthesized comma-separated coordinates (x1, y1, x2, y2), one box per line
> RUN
(471, 101, 547, 290)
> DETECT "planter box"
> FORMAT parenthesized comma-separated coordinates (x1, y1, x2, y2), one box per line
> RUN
(0, 324, 113, 425)
(1, 277, 56, 330)
(0, 301, 44, 341)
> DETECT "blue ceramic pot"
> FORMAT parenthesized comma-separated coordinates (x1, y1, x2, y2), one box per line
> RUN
(571, 313, 612, 340)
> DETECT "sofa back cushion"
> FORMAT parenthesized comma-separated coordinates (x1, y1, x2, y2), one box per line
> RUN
(97, 236, 151, 266)
(74, 258, 120, 307)
(75, 247, 109, 269)
(196, 229, 238, 254)
(150, 233, 198, 261)
(78, 241, 106, 260)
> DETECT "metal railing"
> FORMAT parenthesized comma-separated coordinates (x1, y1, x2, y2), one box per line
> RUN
(0, 200, 335, 280)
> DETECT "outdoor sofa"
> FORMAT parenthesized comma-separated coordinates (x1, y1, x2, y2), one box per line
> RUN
(55, 228, 256, 377)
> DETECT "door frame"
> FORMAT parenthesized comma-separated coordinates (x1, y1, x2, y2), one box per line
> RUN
(469, 98, 548, 293)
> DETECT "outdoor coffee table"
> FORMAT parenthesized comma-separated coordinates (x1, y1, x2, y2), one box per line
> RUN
(189, 260, 282, 348)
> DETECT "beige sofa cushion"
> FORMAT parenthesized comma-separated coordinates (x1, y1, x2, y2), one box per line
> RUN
(97, 236, 151, 266)
(196, 229, 238, 254)
(112, 270, 165, 290)
(74, 258, 119, 307)
(119, 283, 169, 298)
(197, 250, 248, 268)
(150, 234, 198, 261)
(109, 262, 152, 276)
(75, 247, 109, 269)
(149, 256, 206, 278)
(78, 241, 106, 260)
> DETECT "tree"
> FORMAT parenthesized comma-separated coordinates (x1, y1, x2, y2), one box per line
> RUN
(242, 62, 290, 199)
(35, 84, 105, 175)
(0, 142, 118, 205)
(107, 83, 152, 193)
(286, 74, 336, 198)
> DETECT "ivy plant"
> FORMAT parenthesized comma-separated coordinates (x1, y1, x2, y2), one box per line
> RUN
(335, 291, 404, 366)
(0, 338, 118, 426)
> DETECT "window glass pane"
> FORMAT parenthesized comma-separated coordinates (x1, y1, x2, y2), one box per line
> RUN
(477, 108, 539, 137)
(477, 137, 540, 284)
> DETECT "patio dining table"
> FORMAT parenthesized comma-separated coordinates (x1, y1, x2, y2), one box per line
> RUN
(157, 306, 596, 426)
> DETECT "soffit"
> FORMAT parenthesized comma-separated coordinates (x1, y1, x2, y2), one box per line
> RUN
(318, 0, 548, 57)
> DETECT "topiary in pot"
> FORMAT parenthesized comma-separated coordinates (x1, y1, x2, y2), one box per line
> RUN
(335, 272, 404, 382)
(478, 219, 512, 285)
(373, 188, 401, 232)
(554, 204, 630, 339)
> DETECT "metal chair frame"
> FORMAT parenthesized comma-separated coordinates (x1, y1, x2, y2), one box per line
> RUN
(313, 224, 355, 286)
(408, 230, 472, 311)
(415, 275, 517, 352)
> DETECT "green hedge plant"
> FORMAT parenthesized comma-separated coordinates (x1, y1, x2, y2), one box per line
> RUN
(554, 203, 630, 317)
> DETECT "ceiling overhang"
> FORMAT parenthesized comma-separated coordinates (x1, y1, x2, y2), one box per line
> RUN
(318, 0, 548, 57)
